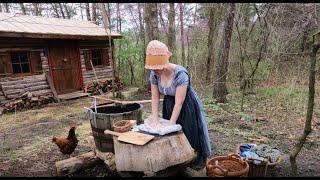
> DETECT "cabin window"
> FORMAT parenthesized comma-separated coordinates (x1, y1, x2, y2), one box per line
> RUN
(83, 49, 104, 70)
(92, 49, 102, 66)
(11, 51, 31, 74)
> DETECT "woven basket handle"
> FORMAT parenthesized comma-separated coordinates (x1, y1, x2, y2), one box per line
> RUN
(248, 157, 268, 164)
(227, 153, 243, 160)
(207, 160, 228, 176)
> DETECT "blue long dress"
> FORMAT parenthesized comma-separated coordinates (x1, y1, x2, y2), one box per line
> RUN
(149, 65, 212, 166)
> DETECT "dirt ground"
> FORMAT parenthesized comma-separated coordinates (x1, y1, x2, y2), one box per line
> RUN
(0, 83, 319, 177)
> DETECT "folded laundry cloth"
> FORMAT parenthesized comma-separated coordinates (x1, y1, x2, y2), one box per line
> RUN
(240, 151, 265, 165)
(239, 143, 257, 153)
(136, 117, 182, 136)
(252, 144, 281, 163)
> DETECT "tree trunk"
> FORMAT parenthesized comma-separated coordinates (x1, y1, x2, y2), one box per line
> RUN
(213, 3, 236, 103)
(145, 3, 159, 42)
(101, 3, 116, 99)
(180, 3, 186, 67)
(33, 3, 39, 16)
(168, 3, 175, 54)
(58, 3, 65, 19)
(79, 3, 83, 20)
(4, 3, 10, 13)
(206, 4, 217, 83)
(158, 3, 166, 34)
(138, 3, 147, 86)
(51, 3, 60, 18)
(289, 44, 319, 175)
(107, 3, 111, 31)
(0, 4, 2, 13)
(63, 3, 71, 19)
(193, 4, 197, 26)
(116, 3, 120, 33)
(138, 3, 145, 42)
(86, 3, 91, 21)
(20, 3, 26, 15)
(187, 27, 191, 70)
(92, 3, 97, 24)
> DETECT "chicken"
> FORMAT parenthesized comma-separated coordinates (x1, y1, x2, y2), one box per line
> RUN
(52, 125, 79, 157)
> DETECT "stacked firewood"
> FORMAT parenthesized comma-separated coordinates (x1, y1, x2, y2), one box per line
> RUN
(84, 77, 123, 95)
(0, 91, 55, 114)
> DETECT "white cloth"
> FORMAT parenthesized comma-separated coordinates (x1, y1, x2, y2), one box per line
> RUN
(136, 117, 182, 136)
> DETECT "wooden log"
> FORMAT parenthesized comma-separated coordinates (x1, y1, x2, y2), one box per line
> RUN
(55, 151, 102, 176)
(5, 85, 50, 95)
(95, 149, 116, 171)
(113, 131, 196, 173)
(6, 88, 52, 99)
(0, 74, 46, 85)
(1, 81, 49, 91)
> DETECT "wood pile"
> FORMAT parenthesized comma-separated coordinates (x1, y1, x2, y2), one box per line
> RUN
(0, 91, 55, 115)
(84, 77, 123, 95)
(0, 74, 52, 99)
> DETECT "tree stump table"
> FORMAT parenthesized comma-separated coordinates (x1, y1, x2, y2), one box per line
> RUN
(113, 130, 196, 177)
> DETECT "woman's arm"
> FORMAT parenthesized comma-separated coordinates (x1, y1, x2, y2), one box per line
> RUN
(169, 85, 187, 124)
(151, 84, 160, 124)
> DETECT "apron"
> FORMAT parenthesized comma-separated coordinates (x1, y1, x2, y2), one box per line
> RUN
(160, 70, 212, 159)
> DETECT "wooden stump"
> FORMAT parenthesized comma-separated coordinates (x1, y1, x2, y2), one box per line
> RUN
(113, 131, 196, 175)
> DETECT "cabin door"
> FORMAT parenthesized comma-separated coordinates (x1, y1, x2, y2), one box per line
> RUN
(48, 40, 83, 94)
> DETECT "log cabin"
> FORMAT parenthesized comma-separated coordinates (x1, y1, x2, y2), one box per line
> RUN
(0, 12, 122, 107)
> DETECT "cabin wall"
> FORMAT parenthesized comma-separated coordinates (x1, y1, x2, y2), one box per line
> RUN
(80, 49, 113, 85)
(79, 39, 115, 86)
(0, 37, 54, 105)
(0, 38, 117, 106)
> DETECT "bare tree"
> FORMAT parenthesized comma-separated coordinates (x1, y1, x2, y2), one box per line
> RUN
(63, 3, 71, 19)
(20, 3, 26, 15)
(168, 3, 175, 54)
(144, 3, 159, 42)
(4, 3, 10, 13)
(158, 3, 166, 33)
(289, 37, 319, 175)
(33, 3, 40, 16)
(92, 3, 97, 24)
(58, 3, 65, 19)
(51, 3, 60, 18)
(101, 3, 116, 98)
(213, 3, 236, 103)
(180, 3, 186, 67)
(85, 3, 91, 21)
(205, 4, 218, 83)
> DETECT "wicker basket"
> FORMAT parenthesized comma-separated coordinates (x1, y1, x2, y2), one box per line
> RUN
(113, 120, 131, 133)
(234, 143, 282, 176)
(206, 154, 249, 177)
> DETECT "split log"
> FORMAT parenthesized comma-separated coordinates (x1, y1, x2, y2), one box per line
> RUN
(113, 131, 196, 174)
(55, 151, 102, 176)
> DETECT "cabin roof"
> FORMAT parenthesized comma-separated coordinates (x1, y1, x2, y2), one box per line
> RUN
(0, 13, 122, 40)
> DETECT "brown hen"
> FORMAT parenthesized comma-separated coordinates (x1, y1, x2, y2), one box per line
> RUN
(52, 125, 79, 156)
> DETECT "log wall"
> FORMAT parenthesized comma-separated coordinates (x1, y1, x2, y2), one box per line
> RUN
(80, 50, 114, 85)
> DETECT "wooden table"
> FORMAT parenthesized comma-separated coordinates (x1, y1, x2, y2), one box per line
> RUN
(113, 130, 196, 177)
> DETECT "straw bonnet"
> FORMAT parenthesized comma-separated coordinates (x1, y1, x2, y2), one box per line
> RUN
(145, 40, 172, 70)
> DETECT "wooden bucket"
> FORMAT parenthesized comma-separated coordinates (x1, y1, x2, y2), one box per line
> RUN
(86, 102, 143, 152)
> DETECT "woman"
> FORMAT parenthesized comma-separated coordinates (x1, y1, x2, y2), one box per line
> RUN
(145, 40, 212, 170)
